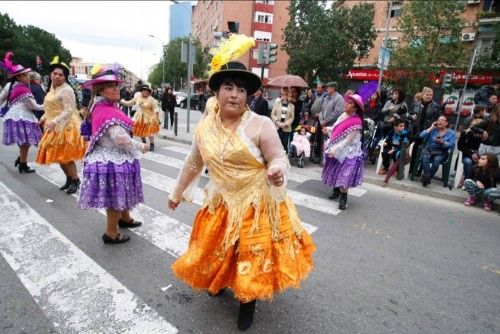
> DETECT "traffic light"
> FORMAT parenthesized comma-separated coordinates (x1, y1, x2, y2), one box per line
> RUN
(443, 73, 452, 88)
(257, 44, 265, 65)
(265, 43, 278, 64)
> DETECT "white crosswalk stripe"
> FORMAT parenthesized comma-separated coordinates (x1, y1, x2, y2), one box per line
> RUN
(0, 181, 178, 334)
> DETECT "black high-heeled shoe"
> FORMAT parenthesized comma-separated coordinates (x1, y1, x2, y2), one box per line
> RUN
(66, 179, 80, 195)
(237, 300, 256, 331)
(18, 162, 35, 174)
(60, 176, 72, 190)
(14, 157, 20, 167)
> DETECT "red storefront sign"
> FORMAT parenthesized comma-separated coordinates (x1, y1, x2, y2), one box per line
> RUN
(344, 69, 380, 81)
(452, 72, 494, 85)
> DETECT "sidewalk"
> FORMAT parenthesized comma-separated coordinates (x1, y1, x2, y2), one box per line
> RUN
(157, 108, 472, 205)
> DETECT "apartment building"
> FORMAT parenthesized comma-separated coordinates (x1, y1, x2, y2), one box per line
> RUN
(191, 0, 290, 83)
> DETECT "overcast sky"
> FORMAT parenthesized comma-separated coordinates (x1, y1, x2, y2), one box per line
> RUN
(1, 1, 174, 79)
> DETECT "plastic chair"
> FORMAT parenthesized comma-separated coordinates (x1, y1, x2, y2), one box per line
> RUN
(453, 151, 464, 189)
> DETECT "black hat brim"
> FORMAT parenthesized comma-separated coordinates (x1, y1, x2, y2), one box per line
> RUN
(208, 69, 261, 96)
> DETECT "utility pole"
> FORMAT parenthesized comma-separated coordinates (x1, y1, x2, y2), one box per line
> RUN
(181, 36, 196, 133)
(453, 45, 478, 132)
(377, 0, 393, 93)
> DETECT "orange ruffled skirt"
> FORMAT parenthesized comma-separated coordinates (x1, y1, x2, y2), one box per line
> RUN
(36, 125, 87, 164)
(172, 202, 315, 302)
(133, 119, 160, 137)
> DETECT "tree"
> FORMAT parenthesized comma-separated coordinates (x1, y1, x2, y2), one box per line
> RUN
(0, 12, 71, 82)
(148, 37, 210, 89)
(474, 22, 500, 71)
(283, 0, 376, 86)
(389, 0, 467, 94)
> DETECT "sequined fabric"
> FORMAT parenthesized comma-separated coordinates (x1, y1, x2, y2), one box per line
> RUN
(79, 160, 143, 211)
(322, 155, 364, 188)
(172, 108, 315, 302)
(3, 119, 42, 146)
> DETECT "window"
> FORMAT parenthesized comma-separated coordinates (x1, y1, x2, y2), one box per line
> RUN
(480, 39, 493, 56)
(390, 4, 402, 18)
(255, 11, 273, 24)
(254, 30, 272, 42)
(256, 0, 275, 4)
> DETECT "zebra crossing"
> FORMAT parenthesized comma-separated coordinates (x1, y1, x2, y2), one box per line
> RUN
(1, 142, 368, 332)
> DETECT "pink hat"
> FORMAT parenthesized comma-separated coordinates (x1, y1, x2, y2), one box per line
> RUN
(83, 64, 124, 90)
(0, 52, 31, 78)
(345, 93, 365, 113)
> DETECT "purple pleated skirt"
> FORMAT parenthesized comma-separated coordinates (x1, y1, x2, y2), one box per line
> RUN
(3, 119, 42, 146)
(79, 160, 144, 211)
(322, 155, 364, 189)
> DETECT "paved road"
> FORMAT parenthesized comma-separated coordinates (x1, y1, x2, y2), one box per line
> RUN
(0, 131, 498, 333)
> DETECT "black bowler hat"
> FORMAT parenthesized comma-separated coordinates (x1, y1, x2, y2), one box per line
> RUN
(208, 61, 261, 96)
(141, 84, 152, 93)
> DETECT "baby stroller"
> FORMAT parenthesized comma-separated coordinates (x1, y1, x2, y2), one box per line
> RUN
(363, 118, 379, 164)
(288, 127, 312, 168)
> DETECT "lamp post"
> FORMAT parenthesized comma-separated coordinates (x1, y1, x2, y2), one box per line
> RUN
(149, 34, 165, 86)
(377, 0, 393, 93)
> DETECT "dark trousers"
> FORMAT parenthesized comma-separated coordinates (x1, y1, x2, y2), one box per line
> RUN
(382, 150, 397, 171)
(278, 129, 290, 153)
(310, 121, 323, 162)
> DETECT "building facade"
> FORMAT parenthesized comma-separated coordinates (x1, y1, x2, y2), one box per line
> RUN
(170, 2, 192, 40)
(191, 0, 290, 83)
(69, 58, 140, 89)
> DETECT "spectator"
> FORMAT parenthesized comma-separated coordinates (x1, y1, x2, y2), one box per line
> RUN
(161, 86, 176, 128)
(120, 87, 132, 116)
(309, 83, 327, 162)
(463, 153, 500, 212)
(473, 78, 499, 106)
(458, 118, 484, 185)
(477, 104, 500, 161)
(271, 87, 294, 153)
(419, 115, 456, 187)
(249, 87, 269, 117)
(485, 93, 498, 116)
(289, 126, 311, 163)
(379, 118, 410, 181)
(320, 81, 344, 127)
(302, 89, 314, 117)
(28, 71, 46, 120)
(365, 91, 383, 121)
(290, 86, 303, 138)
(382, 88, 408, 125)
(463, 104, 487, 129)
(409, 87, 441, 172)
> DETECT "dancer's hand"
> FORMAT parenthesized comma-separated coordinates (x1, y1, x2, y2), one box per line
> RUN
(267, 166, 284, 187)
(44, 121, 56, 132)
(168, 197, 180, 210)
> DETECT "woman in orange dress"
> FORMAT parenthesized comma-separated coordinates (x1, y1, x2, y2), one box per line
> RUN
(167, 35, 315, 331)
(120, 84, 160, 151)
(36, 57, 87, 194)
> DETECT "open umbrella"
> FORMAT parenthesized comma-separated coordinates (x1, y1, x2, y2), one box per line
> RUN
(267, 74, 309, 88)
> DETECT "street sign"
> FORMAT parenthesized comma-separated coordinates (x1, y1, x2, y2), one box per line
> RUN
(181, 42, 196, 64)
(377, 47, 391, 71)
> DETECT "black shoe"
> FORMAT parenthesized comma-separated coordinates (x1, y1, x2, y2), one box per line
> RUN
(102, 233, 130, 244)
(60, 176, 72, 190)
(66, 179, 80, 195)
(421, 175, 430, 187)
(118, 218, 143, 228)
(150, 143, 155, 151)
(328, 187, 340, 200)
(14, 157, 20, 167)
(18, 162, 35, 174)
(338, 192, 348, 210)
(141, 137, 147, 143)
(237, 300, 256, 331)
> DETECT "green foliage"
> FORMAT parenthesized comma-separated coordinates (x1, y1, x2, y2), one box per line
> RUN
(283, 0, 376, 86)
(0, 12, 72, 81)
(474, 22, 500, 71)
(148, 37, 211, 89)
(389, 0, 467, 94)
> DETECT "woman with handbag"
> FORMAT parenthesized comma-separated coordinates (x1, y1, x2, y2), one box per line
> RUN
(419, 115, 456, 187)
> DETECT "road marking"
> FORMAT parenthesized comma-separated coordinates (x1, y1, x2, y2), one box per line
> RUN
(154, 148, 367, 197)
(0, 181, 177, 334)
(32, 164, 191, 258)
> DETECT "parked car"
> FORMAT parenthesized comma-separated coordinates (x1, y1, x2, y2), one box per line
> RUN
(174, 91, 200, 109)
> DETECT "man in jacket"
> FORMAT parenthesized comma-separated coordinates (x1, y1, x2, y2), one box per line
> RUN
(250, 87, 270, 117)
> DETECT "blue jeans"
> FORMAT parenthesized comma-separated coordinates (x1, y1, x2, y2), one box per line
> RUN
(462, 156, 474, 179)
(421, 153, 444, 179)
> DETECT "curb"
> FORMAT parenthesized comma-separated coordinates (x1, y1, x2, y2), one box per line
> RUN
(363, 175, 466, 203)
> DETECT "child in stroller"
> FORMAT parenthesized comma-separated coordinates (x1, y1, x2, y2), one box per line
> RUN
(289, 126, 311, 168)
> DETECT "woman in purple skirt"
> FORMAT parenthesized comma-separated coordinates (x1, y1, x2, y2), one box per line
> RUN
(322, 94, 365, 210)
(0, 52, 43, 173)
(78, 65, 148, 244)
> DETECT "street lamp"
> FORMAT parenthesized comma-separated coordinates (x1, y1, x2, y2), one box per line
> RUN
(149, 34, 165, 86)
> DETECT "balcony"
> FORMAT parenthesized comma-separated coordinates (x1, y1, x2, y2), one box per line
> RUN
(477, 0, 500, 24)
